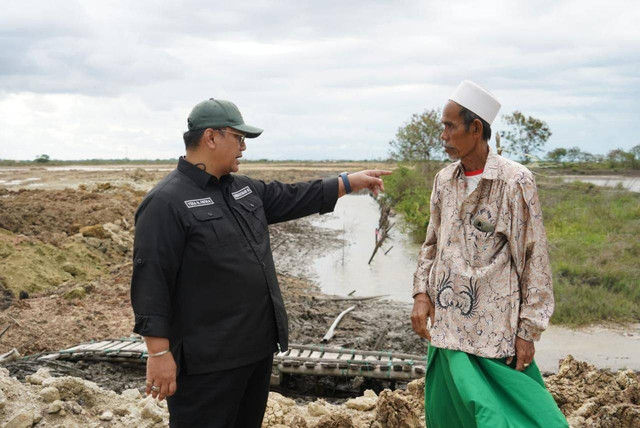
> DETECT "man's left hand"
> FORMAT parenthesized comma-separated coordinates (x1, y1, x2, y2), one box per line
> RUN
(340, 170, 392, 197)
(506, 336, 535, 371)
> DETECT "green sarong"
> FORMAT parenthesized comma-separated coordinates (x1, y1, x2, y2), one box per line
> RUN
(425, 345, 568, 428)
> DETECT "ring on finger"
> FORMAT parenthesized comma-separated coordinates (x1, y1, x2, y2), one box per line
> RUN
(151, 385, 159, 391)
(523, 363, 530, 368)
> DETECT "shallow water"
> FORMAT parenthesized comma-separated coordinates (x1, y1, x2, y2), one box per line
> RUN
(560, 175, 640, 192)
(1, 177, 41, 186)
(311, 194, 419, 303)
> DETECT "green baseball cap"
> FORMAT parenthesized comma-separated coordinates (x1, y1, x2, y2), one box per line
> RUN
(187, 98, 263, 138)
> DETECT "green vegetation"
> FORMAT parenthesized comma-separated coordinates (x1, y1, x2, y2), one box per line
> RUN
(380, 164, 438, 242)
(539, 179, 640, 325)
(500, 111, 552, 163)
(383, 167, 640, 326)
(388, 109, 444, 162)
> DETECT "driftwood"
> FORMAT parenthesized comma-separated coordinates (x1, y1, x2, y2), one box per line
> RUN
(0, 348, 20, 363)
(0, 324, 11, 339)
(368, 200, 394, 264)
(313, 294, 388, 302)
(373, 327, 388, 350)
(321, 306, 356, 343)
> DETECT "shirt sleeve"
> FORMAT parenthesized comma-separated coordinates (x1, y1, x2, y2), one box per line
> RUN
(130, 194, 186, 338)
(507, 175, 554, 342)
(257, 177, 339, 224)
(412, 173, 441, 297)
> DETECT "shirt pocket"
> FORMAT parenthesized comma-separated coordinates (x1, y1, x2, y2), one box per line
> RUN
(466, 208, 505, 265)
(234, 198, 267, 242)
(191, 207, 236, 247)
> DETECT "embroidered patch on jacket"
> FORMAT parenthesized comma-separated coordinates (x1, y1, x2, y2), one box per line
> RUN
(232, 186, 252, 200)
(184, 197, 214, 208)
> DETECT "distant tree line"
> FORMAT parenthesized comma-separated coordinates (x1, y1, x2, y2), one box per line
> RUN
(546, 145, 640, 168)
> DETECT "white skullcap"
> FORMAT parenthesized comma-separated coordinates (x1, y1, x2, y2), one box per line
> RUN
(449, 80, 501, 125)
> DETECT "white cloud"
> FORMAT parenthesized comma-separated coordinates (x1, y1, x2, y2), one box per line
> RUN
(0, 0, 639, 160)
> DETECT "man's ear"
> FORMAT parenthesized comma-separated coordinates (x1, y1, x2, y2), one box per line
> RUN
(472, 118, 483, 138)
(203, 128, 216, 150)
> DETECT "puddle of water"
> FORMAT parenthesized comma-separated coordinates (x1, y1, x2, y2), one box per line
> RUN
(3, 177, 41, 186)
(311, 194, 419, 303)
(536, 324, 640, 372)
(560, 175, 640, 192)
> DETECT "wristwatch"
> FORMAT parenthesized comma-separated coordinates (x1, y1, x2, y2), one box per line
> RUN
(339, 172, 352, 194)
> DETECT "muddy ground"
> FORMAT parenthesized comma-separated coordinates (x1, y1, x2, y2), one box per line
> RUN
(0, 163, 639, 427)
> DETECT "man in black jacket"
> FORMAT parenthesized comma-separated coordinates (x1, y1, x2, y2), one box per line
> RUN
(130, 98, 389, 427)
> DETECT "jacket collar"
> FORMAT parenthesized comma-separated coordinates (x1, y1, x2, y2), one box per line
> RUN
(177, 157, 234, 190)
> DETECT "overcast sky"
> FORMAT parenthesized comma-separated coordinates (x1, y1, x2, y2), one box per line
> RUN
(1, 0, 638, 161)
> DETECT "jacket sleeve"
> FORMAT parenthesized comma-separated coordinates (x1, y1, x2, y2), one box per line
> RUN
(130, 194, 186, 338)
(507, 174, 554, 342)
(412, 173, 441, 297)
(257, 177, 339, 224)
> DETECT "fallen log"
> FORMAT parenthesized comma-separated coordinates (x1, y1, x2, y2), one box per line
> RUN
(312, 294, 388, 302)
(322, 306, 356, 343)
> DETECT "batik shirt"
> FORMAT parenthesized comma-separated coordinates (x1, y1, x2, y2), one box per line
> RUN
(412, 150, 554, 358)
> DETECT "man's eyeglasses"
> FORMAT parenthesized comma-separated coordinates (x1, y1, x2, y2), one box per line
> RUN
(221, 129, 246, 145)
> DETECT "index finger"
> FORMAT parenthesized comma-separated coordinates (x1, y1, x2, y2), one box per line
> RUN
(515, 353, 525, 372)
(367, 170, 393, 176)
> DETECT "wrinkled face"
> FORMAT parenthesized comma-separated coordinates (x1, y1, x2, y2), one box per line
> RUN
(210, 127, 246, 175)
(440, 101, 475, 160)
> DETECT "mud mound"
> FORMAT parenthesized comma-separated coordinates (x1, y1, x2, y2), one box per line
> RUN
(0, 222, 133, 296)
(262, 379, 426, 427)
(0, 263, 133, 356)
(0, 185, 143, 246)
(1, 354, 638, 427)
(547, 355, 640, 427)
(0, 367, 168, 427)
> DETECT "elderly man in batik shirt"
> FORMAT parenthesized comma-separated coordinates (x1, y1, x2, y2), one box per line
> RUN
(411, 81, 568, 427)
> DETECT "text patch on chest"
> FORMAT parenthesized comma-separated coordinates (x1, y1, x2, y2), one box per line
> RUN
(184, 197, 215, 208)
(231, 186, 252, 200)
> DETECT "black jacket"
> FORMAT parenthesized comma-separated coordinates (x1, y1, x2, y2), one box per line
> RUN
(131, 157, 338, 373)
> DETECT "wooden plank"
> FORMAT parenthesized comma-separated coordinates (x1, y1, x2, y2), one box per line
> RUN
(119, 341, 144, 352)
(104, 342, 134, 352)
(309, 351, 323, 360)
(74, 341, 115, 352)
(129, 343, 147, 352)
